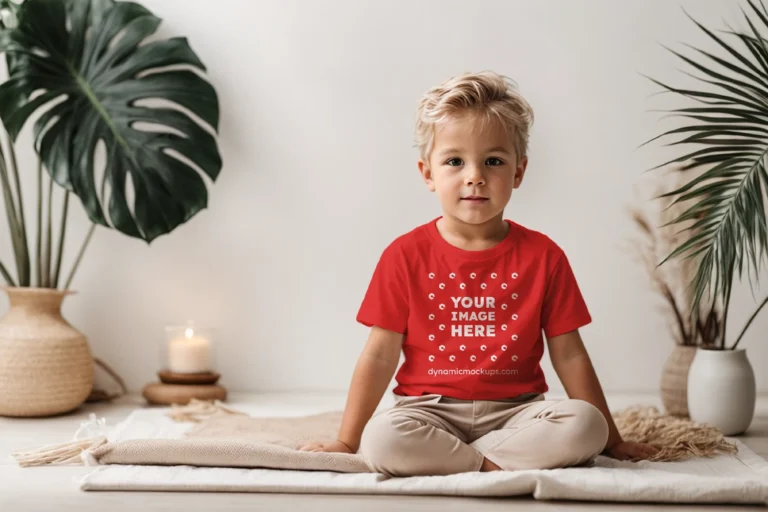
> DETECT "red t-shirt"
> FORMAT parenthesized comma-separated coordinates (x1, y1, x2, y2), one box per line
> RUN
(356, 217, 591, 400)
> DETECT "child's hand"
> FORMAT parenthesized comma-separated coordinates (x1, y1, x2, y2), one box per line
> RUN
(298, 440, 355, 454)
(605, 441, 660, 461)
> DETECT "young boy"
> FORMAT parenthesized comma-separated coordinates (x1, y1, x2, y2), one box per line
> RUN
(300, 71, 658, 476)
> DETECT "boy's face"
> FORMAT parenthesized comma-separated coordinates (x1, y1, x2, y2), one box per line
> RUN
(418, 112, 527, 228)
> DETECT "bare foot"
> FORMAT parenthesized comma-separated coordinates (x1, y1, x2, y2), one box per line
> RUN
(480, 457, 502, 472)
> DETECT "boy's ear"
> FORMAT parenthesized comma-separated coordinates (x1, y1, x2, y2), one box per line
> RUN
(418, 159, 436, 192)
(513, 157, 528, 189)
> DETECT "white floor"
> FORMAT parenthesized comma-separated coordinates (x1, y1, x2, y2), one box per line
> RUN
(2, 391, 767, 512)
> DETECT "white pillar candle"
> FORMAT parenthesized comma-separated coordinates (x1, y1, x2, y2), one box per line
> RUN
(168, 327, 211, 373)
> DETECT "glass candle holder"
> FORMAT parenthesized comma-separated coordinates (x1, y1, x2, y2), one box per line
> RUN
(163, 323, 217, 374)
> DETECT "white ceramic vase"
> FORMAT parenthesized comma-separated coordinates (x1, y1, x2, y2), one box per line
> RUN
(687, 348, 756, 436)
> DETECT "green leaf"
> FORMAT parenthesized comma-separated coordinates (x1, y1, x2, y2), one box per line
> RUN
(646, 72, 766, 110)
(659, 226, 720, 265)
(675, 179, 742, 203)
(670, 106, 768, 121)
(0, 0, 222, 242)
(649, 6, 768, 322)
(670, 136, 765, 147)
(746, 0, 768, 34)
(685, 11, 768, 86)
(680, 68, 768, 109)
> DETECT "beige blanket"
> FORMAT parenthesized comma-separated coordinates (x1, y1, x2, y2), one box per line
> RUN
(84, 405, 736, 472)
(90, 411, 371, 472)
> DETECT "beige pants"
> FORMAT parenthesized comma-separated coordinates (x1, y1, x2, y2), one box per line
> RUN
(359, 393, 609, 477)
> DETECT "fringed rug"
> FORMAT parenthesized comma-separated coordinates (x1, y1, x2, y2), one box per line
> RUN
(12, 400, 768, 504)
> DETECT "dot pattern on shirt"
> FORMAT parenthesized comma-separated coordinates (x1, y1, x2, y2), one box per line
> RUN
(425, 270, 521, 365)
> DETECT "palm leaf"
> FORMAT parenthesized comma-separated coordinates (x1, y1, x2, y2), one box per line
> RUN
(0, 0, 222, 243)
(646, 0, 768, 322)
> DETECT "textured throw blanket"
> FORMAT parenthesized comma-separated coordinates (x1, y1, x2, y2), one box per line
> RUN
(77, 402, 737, 471)
(88, 410, 371, 472)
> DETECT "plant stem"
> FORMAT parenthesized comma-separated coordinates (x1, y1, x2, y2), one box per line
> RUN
(5, 134, 29, 286)
(0, 149, 23, 285)
(42, 176, 53, 288)
(731, 295, 768, 350)
(64, 223, 96, 291)
(720, 265, 734, 350)
(52, 191, 69, 288)
(662, 284, 689, 345)
(706, 298, 719, 346)
(35, 160, 42, 287)
(0, 258, 15, 287)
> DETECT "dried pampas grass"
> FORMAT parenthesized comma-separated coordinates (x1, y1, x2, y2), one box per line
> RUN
(628, 167, 723, 347)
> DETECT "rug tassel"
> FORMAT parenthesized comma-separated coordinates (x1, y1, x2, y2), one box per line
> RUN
(11, 412, 110, 467)
(11, 436, 107, 467)
(614, 405, 738, 462)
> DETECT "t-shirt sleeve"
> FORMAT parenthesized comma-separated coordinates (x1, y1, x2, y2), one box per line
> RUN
(356, 242, 410, 334)
(541, 251, 591, 338)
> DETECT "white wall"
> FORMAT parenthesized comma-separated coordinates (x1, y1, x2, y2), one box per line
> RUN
(1, 0, 766, 395)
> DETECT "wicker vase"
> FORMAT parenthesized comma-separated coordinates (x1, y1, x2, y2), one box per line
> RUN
(660, 345, 697, 417)
(0, 287, 93, 417)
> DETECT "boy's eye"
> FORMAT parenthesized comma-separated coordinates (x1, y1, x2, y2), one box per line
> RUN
(445, 157, 504, 166)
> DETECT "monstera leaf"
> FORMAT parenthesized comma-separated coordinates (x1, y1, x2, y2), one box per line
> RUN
(0, 0, 221, 242)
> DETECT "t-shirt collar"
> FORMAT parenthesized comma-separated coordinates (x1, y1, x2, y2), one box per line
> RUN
(426, 216, 518, 261)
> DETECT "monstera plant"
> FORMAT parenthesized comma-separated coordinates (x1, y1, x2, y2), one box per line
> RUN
(0, 0, 222, 417)
(0, 0, 221, 289)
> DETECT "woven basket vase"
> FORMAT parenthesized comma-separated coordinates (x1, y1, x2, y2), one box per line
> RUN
(0, 287, 93, 417)
(660, 345, 697, 418)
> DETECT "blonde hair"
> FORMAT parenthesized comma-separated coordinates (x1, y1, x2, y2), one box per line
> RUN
(415, 71, 534, 164)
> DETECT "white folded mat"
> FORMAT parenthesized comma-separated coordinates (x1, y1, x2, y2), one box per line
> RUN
(79, 405, 768, 505)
